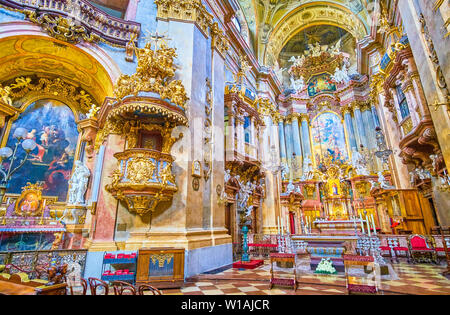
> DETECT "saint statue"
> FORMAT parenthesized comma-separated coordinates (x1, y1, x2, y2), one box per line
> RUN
(68, 161, 91, 205)
(301, 155, 314, 181)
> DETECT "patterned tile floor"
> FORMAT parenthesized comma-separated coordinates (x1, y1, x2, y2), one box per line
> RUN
(161, 260, 450, 295)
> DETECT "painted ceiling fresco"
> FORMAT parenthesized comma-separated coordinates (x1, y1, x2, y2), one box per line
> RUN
(237, 0, 369, 63)
(278, 25, 356, 68)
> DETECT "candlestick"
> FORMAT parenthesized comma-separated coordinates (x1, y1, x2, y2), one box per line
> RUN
(277, 216, 280, 234)
(371, 214, 377, 236)
(359, 212, 365, 234)
(366, 215, 371, 236)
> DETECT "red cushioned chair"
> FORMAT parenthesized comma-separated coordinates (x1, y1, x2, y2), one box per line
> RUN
(408, 234, 437, 264)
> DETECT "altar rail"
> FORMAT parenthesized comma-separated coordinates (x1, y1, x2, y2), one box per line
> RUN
(247, 233, 448, 255)
(0, 249, 87, 281)
(0, 0, 141, 46)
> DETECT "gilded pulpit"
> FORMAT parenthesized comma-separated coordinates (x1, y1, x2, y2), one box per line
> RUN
(99, 38, 188, 228)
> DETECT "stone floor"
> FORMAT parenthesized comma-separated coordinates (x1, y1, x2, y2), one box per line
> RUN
(160, 260, 450, 295)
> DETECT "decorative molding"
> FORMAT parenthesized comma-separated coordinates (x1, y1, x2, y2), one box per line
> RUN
(0, 0, 141, 47)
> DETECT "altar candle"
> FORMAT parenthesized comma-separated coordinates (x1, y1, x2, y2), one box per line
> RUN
(359, 212, 365, 234)
(281, 216, 284, 234)
(366, 215, 371, 236)
(371, 214, 377, 235)
(277, 217, 281, 234)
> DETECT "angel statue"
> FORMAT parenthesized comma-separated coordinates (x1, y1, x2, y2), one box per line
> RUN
(328, 39, 342, 55)
(331, 65, 350, 84)
(290, 75, 305, 92)
(289, 55, 305, 67)
(378, 171, 395, 189)
(68, 161, 91, 205)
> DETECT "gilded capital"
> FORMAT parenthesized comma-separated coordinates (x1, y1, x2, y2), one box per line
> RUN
(210, 22, 229, 57)
(300, 113, 309, 123)
(155, 0, 214, 37)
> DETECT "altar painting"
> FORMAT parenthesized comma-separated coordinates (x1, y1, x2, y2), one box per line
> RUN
(4, 99, 79, 201)
(307, 73, 336, 97)
(311, 112, 348, 167)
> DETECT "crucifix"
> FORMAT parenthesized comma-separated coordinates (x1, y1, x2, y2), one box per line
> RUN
(143, 30, 172, 52)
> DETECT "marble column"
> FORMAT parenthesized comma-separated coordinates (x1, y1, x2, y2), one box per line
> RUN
(362, 105, 377, 150)
(291, 115, 303, 157)
(291, 115, 303, 178)
(284, 120, 294, 173)
(300, 114, 312, 159)
(278, 120, 287, 165)
(353, 103, 368, 149)
(371, 105, 381, 128)
(343, 107, 358, 151)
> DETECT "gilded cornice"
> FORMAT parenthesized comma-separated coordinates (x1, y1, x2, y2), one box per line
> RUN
(155, 0, 214, 37)
(0, 76, 94, 114)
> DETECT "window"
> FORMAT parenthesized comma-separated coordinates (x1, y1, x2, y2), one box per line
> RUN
(396, 85, 410, 120)
(244, 116, 251, 143)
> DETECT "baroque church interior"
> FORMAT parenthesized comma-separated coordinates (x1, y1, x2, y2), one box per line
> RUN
(0, 0, 448, 296)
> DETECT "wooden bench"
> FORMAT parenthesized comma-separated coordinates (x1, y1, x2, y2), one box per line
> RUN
(0, 273, 66, 295)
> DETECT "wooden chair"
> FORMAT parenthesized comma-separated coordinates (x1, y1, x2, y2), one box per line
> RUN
(137, 284, 162, 295)
(408, 234, 437, 264)
(88, 277, 109, 295)
(80, 278, 88, 295)
(111, 281, 136, 295)
(343, 254, 378, 295)
(67, 277, 88, 295)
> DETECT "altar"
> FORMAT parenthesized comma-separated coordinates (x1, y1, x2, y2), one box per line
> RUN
(314, 219, 363, 236)
(292, 235, 358, 272)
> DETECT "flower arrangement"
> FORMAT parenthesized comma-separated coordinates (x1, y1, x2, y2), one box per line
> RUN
(314, 258, 337, 274)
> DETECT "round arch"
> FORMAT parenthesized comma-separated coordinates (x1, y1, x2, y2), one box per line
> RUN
(0, 23, 119, 105)
(264, 2, 368, 66)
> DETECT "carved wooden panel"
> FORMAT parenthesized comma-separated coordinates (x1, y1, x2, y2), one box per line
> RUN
(136, 248, 184, 289)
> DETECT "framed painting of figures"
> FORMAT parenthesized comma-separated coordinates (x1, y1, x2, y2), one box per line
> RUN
(3, 99, 79, 202)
